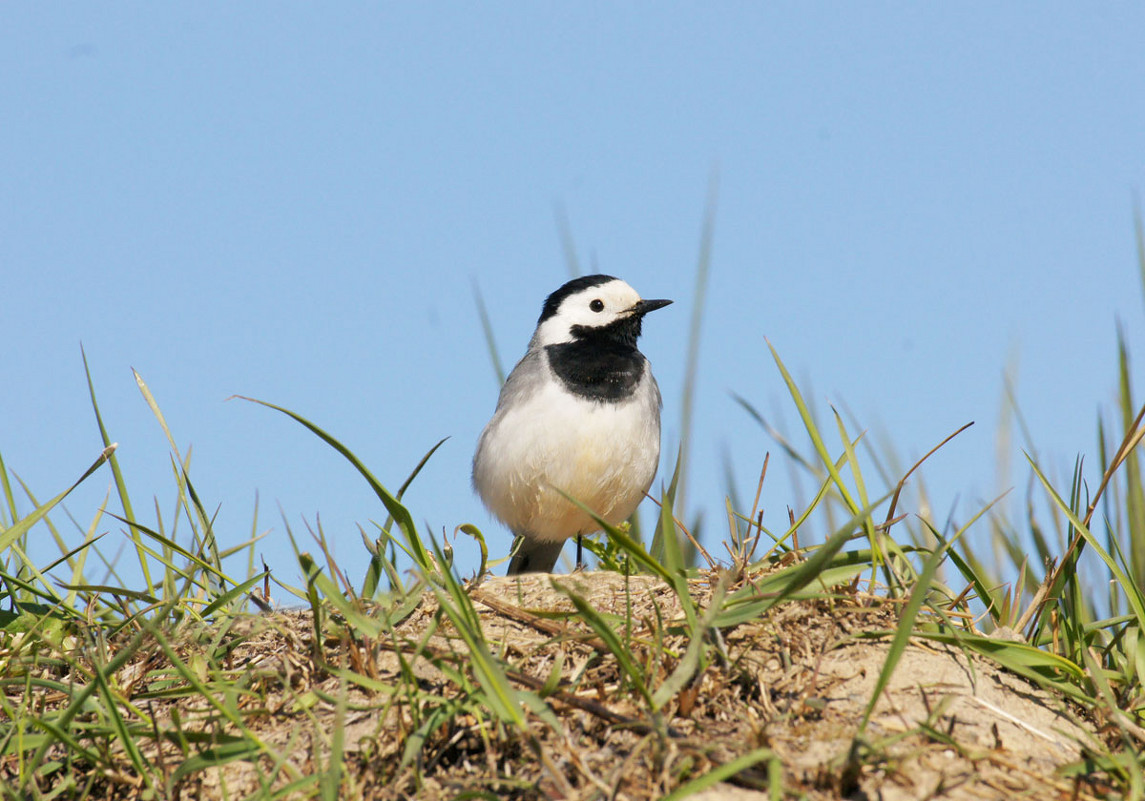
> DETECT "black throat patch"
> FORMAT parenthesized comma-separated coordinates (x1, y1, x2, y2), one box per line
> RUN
(545, 316, 647, 402)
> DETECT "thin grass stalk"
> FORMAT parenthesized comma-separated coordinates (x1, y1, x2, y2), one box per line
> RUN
(554, 200, 582, 279)
(236, 395, 435, 572)
(82, 349, 149, 596)
(1019, 402, 1145, 635)
(0, 445, 116, 556)
(1025, 458, 1145, 638)
(676, 175, 717, 522)
(0, 451, 18, 528)
(1116, 327, 1145, 587)
(660, 746, 779, 801)
(472, 280, 507, 387)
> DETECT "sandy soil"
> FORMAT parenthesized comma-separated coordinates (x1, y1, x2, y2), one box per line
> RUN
(173, 570, 1106, 799)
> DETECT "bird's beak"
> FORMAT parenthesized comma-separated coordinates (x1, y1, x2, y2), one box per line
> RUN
(631, 298, 673, 316)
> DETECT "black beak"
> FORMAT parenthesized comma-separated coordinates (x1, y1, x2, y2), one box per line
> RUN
(632, 298, 672, 316)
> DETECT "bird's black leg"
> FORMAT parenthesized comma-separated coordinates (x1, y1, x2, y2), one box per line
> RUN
(576, 535, 583, 570)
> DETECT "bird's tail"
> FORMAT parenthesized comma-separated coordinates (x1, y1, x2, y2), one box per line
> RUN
(506, 536, 566, 575)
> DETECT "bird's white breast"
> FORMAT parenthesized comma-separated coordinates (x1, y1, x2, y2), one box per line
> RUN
(474, 374, 661, 543)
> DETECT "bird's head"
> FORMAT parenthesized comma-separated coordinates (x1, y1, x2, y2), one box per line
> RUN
(533, 274, 672, 348)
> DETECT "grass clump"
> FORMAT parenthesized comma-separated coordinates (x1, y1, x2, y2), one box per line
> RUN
(2, 234, 1144, 799)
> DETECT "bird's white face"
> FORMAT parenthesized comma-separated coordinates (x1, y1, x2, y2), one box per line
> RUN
(534, 279, 644, 347)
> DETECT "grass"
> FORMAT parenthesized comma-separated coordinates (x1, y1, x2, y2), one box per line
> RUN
(2, 230, 1144, 798)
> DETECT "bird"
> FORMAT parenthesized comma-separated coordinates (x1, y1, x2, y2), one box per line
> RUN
(473, 274, 672, 575)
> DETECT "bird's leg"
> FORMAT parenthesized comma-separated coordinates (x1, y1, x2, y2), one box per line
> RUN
(576, 535, 583, 570)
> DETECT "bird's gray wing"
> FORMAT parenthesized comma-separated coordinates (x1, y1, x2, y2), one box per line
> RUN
(472, 346, 546, 482)
(490, 345, 547, 416)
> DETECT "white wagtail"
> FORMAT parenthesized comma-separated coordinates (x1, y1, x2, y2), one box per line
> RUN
(473, 274, 672, 574)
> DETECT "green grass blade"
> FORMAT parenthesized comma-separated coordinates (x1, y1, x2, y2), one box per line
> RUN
(661, 746, 778, 801)
(855, 537, 945, 737)
(298, 554, 382, 639)
(200, 571, 270, 617)
(88, 655, 154, 787)
(649, 445, 684, 561)
(366, 437, 450, 595)
(0, 445, 116, 554)
(731, 392, 820, 477)
(554, 200, 583, 279)
(473, 280, 506, 386)
(25, 621, 151, 773)
(181, 470, 224, 590)
(234, 395, 435, 572)
(397, 437, 449, 502)
(676, 176, 716, 517)
(1027, 455, 1145, 631)
(651, 578, 726, 710)
(714, 510, 874, 629)
(105, 512, 242, 591)
(1116, 325, 1145, 585)
(81, 347, 137, 526)
(651, 450, 700, 631)
(171, 737, 267, 783)
(911, 630, 1089, 701)
(0, 450, 18, 527)
(556, 582, 654, 709)
(853, 490, 1008, 737)
(432, 584, 529, 728)
(24, 715, 105, 768)
(767, 340, 860, 515)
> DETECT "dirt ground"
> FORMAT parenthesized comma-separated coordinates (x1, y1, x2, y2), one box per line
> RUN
(185, 571, 1103, 800)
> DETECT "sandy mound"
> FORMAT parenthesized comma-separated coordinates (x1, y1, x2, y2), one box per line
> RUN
(168, 571, 1099, 799)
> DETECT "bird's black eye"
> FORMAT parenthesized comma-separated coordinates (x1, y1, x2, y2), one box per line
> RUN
(590, 299, 605, 312)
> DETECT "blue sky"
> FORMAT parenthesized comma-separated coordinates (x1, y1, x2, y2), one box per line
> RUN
(3, 6, 1144, 588)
